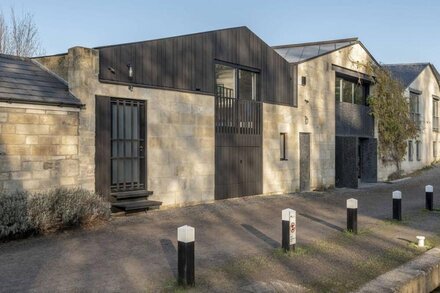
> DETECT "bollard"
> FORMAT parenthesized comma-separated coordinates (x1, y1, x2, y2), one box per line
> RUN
(392, 191, 402, 221)
(281, 209, 296, 252)
(416, 236, 425, 248)
(426, 185, 434, 211)
(346, 198, 358, 234)
(177, 225, 195, 287)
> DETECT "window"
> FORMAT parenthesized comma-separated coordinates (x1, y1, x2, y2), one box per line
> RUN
(215, 63, 259, 100)
(280, 133, 287, 160)
(433, 97, 439, 132)
(335, 75, 369, 105)
(433, 141, 437, 158)
(410, 91, 421, 129)
(408, 140, 413, 161)
(416, 140, 422, 161)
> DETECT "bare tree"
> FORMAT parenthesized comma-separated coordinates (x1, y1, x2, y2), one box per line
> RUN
(0, 8, 44, 57)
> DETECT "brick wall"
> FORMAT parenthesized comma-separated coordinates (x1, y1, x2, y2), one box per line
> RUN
(0, 105, 80, 192)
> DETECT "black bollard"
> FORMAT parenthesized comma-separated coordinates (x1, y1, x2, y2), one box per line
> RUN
(346, 198, 358, 234)
(392, 191, 402, 221)
(426, 185, 434, 211)
(282, 208, 296, 252)
(177, 225, 195, 287)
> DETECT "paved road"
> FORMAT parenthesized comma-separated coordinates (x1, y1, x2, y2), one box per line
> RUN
(1, 166, 439, 292)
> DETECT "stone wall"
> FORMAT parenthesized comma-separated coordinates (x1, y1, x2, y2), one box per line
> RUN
(0, 104, 80, 192)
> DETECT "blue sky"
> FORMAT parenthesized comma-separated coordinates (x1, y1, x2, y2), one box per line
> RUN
(1, 0, 439, 68)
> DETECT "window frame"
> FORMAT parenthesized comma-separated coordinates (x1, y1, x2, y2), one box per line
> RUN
(433, 96, 439, 132)
(335, 74, 370, 106)
(409, 91, 421, 129)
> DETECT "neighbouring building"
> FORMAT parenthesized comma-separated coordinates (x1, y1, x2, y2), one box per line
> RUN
(379, 63, 440, 179)
(0, 26, 437, 212)
(0, 54, 83, 191)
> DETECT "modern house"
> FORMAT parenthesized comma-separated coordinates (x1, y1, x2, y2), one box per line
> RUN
(0, 26, 437, 212)
(379, 63, 440, 179)
(274, 37, 379, 189)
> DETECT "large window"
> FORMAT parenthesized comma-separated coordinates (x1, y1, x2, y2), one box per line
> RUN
(215, 63, 258, 100)
(410, 91, 421, 129)
(335, 75, 369, 105)
(433, 97, 439, 132)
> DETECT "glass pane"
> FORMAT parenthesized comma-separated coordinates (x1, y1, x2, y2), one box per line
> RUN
(125, 141, 132, 157)
(111, 160, 117, 184)
(354, 84, 365, 105)
(118, 104, 124, 139)
(342, 79, 352, 103)
(215, 64, 235, 98)
(133, 160, 139, 183)
(125, 159, 132, 183)
(239, 69, 256, 100)
(111, 104, 117, 139)
(133, 105, 139, 139)
(125, 104, 132, 139)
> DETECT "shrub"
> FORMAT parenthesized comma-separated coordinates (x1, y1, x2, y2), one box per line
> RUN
(0, 187, 110, 240)
(0, 190, 34, 239)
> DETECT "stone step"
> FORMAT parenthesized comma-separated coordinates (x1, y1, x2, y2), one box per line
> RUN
(111, 199, 162, 212)
(111, 190, 153, 200)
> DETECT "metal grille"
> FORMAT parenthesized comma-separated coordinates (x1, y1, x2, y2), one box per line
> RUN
(110, 98, 145, 192)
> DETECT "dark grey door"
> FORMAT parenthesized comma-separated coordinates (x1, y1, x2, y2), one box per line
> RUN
(214, 97, 262, 199)
(360, 138, 377, 183)
(335, 136, 358, 188)
(299, 133, 310, 192)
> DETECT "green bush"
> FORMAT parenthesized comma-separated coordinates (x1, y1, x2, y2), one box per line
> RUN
(0, 187, 110, 240)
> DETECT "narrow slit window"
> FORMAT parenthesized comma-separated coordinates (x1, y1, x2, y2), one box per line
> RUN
(416, 140, 422, 161)
(408, 140, 413, 161)
(280, 133, 287, 160)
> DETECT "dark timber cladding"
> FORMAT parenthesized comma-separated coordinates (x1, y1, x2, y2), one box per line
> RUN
(98, 26, 296, 106)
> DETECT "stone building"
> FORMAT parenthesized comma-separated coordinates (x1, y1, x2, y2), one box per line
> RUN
(274, 38, 379, 189)
(378, 63, 440, 179)
(0, 54, 83, 192)
(1, 26, 438, 212)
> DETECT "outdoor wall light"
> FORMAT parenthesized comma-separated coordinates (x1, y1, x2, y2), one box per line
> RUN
(127, 64, 133, 79)
(304, 116, 309, 125)
(301, 76, 307, 86)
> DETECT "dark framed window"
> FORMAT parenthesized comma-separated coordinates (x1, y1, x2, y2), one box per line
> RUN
(433, 97, 439, 132)
(410, 91, 421, 129)
(408, 140, 413, 161)
(280, 133, 287, 161)
(335, 75, 369, 105)
(416, 140, 422, 161)
(215, 63, 259, 101)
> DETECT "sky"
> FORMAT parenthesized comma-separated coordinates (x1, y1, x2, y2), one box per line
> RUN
(1, 0, 439, 68)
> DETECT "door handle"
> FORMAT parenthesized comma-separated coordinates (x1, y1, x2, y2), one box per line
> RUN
(240, 159, 242, 163)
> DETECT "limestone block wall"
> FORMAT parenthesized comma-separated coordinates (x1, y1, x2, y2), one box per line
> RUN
(39, 47, 215, 207)
(378, 66, 440, 180)
(0, 104, 80, 192)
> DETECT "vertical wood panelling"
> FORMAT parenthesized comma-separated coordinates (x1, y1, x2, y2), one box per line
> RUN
(98, 27, 295, 106)
(95, 95, 111, 200)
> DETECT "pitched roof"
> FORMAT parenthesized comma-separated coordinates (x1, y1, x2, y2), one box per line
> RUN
(0, 54, 82, 107)
(383, 63, 433, 88)
(273, 37, 359, 64)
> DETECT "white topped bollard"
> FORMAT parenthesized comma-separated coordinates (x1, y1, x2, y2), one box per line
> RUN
(281, 209, 296, 252)
(416, 236, 425, 248)
(426, 185, 434, 211)
(177, 225, 195, 286)
(346, 198, 358, 234)
(392, 191, 402, 221)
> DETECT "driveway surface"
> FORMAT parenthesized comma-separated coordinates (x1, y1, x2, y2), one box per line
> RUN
(1, 166, 440, 292)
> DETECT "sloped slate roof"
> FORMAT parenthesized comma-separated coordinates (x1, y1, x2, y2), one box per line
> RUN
(273, 38, 358, 64)
(0, 54, 82, 107)
(382, 63, 430, 88)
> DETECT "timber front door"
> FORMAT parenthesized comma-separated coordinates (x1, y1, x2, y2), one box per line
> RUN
(95, 96, 146, 199)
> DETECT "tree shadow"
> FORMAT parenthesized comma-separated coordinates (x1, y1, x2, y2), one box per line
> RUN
(299, 212, 344, 232)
